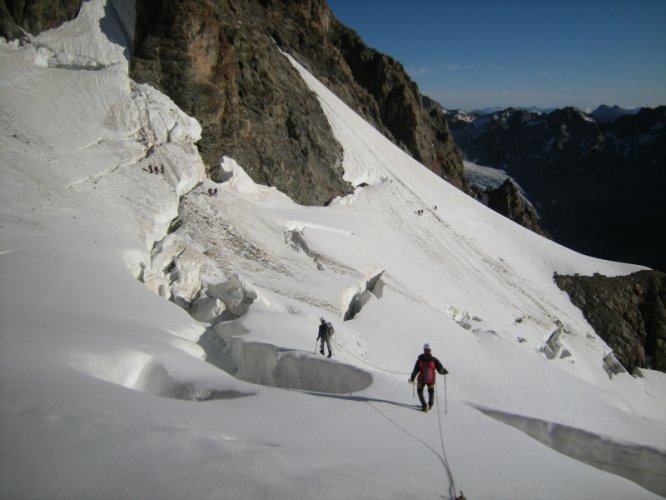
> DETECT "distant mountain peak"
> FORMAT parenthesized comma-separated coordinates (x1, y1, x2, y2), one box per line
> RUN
(591, 104, 640, 122)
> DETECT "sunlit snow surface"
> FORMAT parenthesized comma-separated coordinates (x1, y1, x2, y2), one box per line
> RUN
(1, 2, 665, 499)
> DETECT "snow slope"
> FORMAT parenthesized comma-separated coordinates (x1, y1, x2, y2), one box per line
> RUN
(1, 2, 665, 499)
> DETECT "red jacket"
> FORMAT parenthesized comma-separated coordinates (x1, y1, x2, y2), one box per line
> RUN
(410, 354, 447, 384)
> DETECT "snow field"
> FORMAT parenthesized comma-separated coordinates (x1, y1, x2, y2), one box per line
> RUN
(1, 2, 666, 499)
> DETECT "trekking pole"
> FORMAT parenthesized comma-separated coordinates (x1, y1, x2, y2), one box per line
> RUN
(444, 375, 448, 414)
(314, 338, 318, 354)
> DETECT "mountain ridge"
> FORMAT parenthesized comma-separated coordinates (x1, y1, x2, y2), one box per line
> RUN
(447, 104, 666, 272)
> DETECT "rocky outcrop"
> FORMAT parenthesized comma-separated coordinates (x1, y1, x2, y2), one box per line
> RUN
(131, 0, 347, 206)
(555, 271, 666, 373)
(0, 0, 83, 40)
(130, 0, 466, 205)
(486, 179, 549, 238)
(448, 106, 666, 271)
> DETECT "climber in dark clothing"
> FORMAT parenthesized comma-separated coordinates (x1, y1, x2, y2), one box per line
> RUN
(409, 343, 448, 411)
(317, 317, 334, 358)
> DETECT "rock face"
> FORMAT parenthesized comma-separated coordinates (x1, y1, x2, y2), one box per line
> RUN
(447, 106, 666, 271)
(0, 0, 83, 40)
(130, 0, 347, 206)
(486, 179, 549, 238)
(130, 0, 466, 205)
(555, 271, 666, 373)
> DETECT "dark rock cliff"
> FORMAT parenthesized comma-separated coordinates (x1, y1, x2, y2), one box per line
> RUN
(130, 0, 466, 205)
(130, 0, 347, 206)
(555, 271, 666, 373)
(486, 178, 549, 238)
(0, 0, 82, 40)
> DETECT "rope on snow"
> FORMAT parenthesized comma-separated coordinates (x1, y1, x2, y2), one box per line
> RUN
(327, 335, 466, 498)
(436, 380, 459, 499)
(329, 336, 411, 375)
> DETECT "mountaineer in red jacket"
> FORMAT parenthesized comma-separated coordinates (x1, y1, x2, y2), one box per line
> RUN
(409, 343, 448, 412)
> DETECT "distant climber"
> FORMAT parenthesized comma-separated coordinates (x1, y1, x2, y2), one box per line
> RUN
(148, 165, 154, 174)
(409, 343, 448, 412)
(159, 164, 165, 174)
(317, 317, 334, 358)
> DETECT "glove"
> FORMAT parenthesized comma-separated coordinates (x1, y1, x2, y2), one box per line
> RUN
(408, 378, 414, 384)
(442, 368, 449, 375)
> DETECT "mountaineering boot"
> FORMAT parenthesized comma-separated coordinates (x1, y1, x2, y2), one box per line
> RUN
(320, 349, 324, 355)
(327, 352, 332, 358)
(421, 403, 428, 412)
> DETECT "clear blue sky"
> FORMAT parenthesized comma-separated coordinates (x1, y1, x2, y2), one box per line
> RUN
(327, 0, 666, 111)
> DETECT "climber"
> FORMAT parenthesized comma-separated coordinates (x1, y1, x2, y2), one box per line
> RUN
(317, 317, 334, 358)
(409, 343, 448, 412)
